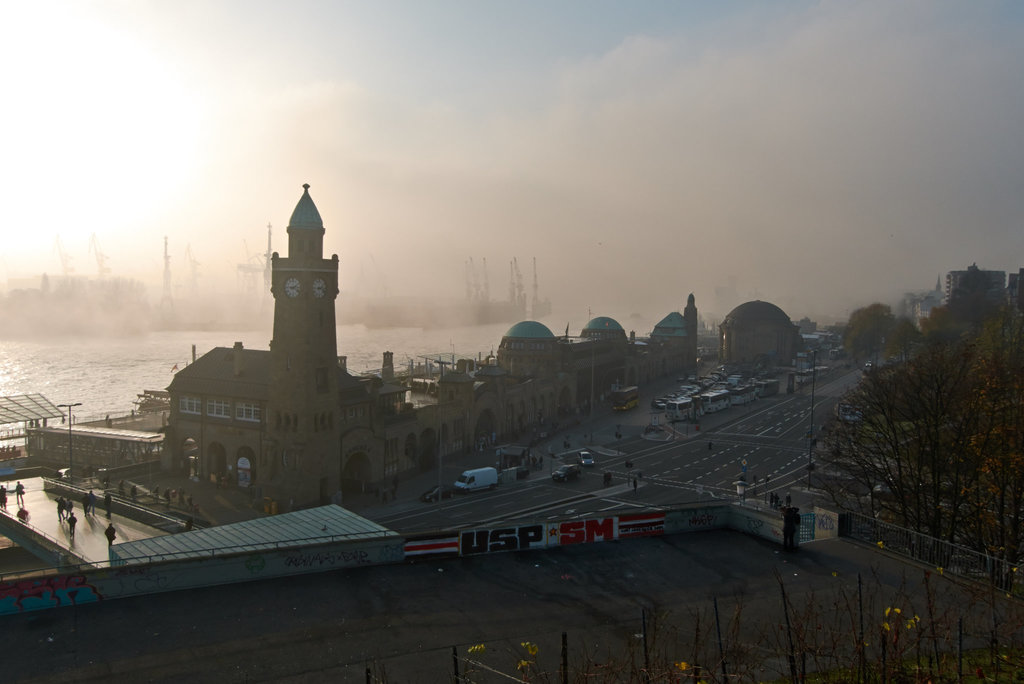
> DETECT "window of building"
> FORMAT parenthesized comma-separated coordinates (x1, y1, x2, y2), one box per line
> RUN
(179, 396, 201, 415)
(384, 438, 399, 477)
(235, 402, 261, 422)
(207, 399, 230, 418)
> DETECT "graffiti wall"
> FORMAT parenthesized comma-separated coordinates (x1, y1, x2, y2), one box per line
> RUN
(0, 537, 405, 615)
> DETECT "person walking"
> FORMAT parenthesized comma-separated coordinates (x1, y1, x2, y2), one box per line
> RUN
(82, 491, 91, 516)
(104, 491, 112, 518)
(88, 490, 97, 516)
(782, 507, 801, 551)
(65, 498, 73, 519)
(0, 484, 6, 510)
(104, 523, 117, 546)
(67, 512, 78, 539)
(14, 481, 25, 506)
(632, 477, 638, 494)
(57, 496, 66, 522)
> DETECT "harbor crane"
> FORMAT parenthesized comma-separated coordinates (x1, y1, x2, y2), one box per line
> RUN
(185, 244, 200, 296)
(88, 233, 111, 278)
(53, 235, 74, 277)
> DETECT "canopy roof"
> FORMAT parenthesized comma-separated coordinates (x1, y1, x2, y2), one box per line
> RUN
(0, 394, 64, 426)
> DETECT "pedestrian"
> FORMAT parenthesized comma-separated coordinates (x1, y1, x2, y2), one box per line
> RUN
(104, 523, 117, 546)
(57, 496, 65, 522)
(184, 517, 194, 532)
(632, 478, 638, 493)
(118, 479, 125, 496)
(785, 493, 792, 508)
(16, 507, 29, 523)
(14, 481, 25, 506)
(708, 441, 713, 451)
(782, 507, 801, 551)
(130, 484, 137, 501)
(0, 484, 7, 510)
(67, 512, 77, 539)
(65, 498, 73, 518)
(164, 488, 171, 506)
(104, 491, 112, 518)
(82, 492, 91, 515)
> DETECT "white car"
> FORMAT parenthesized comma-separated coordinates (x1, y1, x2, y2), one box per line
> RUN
(578, 451, 595, 467)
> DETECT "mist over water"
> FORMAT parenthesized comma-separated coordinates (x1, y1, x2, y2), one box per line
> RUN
(0, 321, 570, 421)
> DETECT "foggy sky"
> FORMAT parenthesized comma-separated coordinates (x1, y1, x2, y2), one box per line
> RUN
(3, 1, 1023, 324)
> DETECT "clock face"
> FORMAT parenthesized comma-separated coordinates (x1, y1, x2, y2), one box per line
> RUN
(313, 278, 326, 298)
(284, 277, 300, 298)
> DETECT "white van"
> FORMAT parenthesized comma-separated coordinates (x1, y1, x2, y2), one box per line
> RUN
(454, 467, 498, 493)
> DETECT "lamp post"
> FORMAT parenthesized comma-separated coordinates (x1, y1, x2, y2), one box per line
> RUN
(57, 402, 82, 481)
(806, 349, 817, 488)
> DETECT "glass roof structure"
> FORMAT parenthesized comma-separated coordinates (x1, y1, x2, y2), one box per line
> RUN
(0, 394, 65, 426)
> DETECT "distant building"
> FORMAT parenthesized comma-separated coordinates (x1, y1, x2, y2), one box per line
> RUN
(945, 263, 1006, 306)
(1009, 268, 1024, 313)
(719, 300, 801, 369)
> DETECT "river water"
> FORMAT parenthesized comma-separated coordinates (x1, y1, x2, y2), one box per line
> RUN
(0, 322, 522, 422)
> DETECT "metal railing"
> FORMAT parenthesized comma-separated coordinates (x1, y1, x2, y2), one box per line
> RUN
(841, 510, 1017, 592)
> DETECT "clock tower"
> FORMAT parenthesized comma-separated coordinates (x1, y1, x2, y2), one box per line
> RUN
(268, 183, 341, 505)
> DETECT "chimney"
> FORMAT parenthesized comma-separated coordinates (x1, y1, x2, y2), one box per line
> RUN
(382, 351, 394, 381)
(233, 341, 244, 376)
(338, 355, 347, 373)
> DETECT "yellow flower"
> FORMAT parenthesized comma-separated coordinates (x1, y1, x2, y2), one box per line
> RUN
(832, 571, 838, 577)
(905, 619, 916, 630)
(894, 607, 902, 615)
(882, 622, 890, 631)
(521, 642, 539, 656)
(877, 541, 884, 549)
(675, 661, 689, 672)
(885, 607, 892, 617)
(517, 660, 531, 671)
(468, 644, 486, 654)
(937, 566, 944, 575)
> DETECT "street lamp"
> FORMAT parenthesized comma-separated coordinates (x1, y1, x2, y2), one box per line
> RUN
(57, 402, 82, 481)
(806, 350, 817, 488)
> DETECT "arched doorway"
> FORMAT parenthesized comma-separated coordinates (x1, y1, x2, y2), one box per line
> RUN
(236, 445, 256, 486)
(473, 409, 496, 451)
(181, 437, 200, 477)
(419, 428, 437, 470)
(208, 442, 227, 481)
(341, 452, 372, 495)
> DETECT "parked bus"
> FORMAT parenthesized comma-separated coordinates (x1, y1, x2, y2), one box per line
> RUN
(611, 386, 639, 411)
(665, 397, 696, 421)
(755, 378, 779, 397)
(729, 385, 757, 406)
(700, 389, 731, 414)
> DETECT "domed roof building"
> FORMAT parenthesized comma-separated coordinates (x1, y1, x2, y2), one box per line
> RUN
(504, 321, 556, 339)
(719, 300, 801, 368)
(497, 320, 560, 379)
(647, 293, 699, 377)
(581, 316, 625, 340)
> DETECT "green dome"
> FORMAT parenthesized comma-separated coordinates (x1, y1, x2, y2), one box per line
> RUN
(652, 312, 687, 337)
(504, 321, 555, 339)
(288, 183, 324, 231)
(583, 316, 623, 332)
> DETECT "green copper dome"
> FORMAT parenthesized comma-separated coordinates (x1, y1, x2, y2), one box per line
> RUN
(504, 321, 555, 339)
(288, 183, 324, 231)
(583, 316, 623, 332)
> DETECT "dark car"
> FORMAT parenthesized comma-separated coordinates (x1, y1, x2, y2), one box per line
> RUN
(420, 485, 454, 503)
(551, 464, 581, 482)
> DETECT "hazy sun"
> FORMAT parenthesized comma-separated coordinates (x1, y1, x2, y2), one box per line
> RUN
(1, 2, 203, 270)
